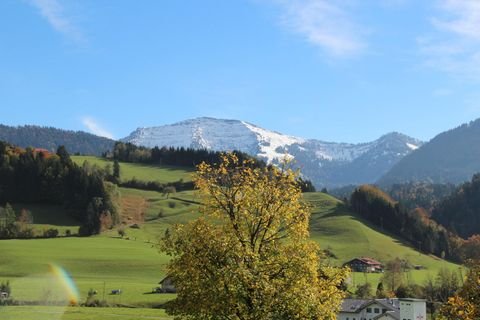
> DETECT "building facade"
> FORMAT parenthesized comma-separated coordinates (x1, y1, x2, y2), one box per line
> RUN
(338, 298, 426, 320)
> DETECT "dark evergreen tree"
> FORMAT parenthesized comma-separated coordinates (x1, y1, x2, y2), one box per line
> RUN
(113, 159, 120, 181)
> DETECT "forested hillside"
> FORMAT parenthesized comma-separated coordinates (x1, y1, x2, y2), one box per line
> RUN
(432, 174, 480, 239)
(387, 182, 456, 211)
(349, 185, 477, 262)
(0, 142, 119, 237)
(379, 118, 480, 185)
(0, 124, 115, 156)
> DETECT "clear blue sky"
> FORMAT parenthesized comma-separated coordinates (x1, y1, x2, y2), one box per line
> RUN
(1, 0, 480, 143)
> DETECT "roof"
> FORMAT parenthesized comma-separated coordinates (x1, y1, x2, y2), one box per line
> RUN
(159, 275, 173, 284)
(340, 298, 399, 314)
(340, 299, 370, 313)
(345, 257, 383, 266)
(399, 298, 427, 302)
(373, 311, 399, 320)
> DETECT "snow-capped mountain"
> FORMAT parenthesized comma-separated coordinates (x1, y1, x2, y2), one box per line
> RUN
(123, 117, 422, 188)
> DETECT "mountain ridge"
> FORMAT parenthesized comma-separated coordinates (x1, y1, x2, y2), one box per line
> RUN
(0, 124, 115, 156)
(123, 117, 422, 188)
(378, 118, 480, 186)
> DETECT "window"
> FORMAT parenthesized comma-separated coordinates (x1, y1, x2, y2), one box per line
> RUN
(366, 308, 372, 313)
(382, 309, 387, 313)
(374, 308, 380, 313)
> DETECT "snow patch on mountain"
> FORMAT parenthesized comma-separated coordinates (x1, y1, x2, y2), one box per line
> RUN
(406, 142, 419, 150)
(241, 121, 304, 162)
(123, 117, 423, 187)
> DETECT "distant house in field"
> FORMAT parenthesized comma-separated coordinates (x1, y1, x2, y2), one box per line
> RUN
(343, 257, 383, 273)
(159, 275, 176, 293)
(337, 298, 426, 320)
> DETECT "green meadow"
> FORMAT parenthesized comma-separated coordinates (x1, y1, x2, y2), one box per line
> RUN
(0, 160, 463, 318)
(304, 192, 461, 285)
(0, 306, 171, 320)
(72, 156, 194, 184)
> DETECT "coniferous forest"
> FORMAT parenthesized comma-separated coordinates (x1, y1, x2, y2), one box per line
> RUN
(0, 141, 119, 237)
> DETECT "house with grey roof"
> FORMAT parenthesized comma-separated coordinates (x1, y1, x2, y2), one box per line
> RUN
(338, 298, 426, 320)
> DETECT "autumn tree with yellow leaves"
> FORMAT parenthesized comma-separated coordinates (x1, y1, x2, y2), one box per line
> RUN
(161, 153, 349, 320)
(437, 262, 480, 320)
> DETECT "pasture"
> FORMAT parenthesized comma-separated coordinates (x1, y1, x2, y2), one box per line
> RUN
(72, 156, 193, 183)
(0, 306, 172, 320)
(0, 161, 463, 318)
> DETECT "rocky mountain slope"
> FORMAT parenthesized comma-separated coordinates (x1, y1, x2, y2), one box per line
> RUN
(123, 117, 422, 188)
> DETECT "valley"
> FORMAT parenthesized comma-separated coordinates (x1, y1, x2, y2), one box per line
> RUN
(0, 157, 461, 319)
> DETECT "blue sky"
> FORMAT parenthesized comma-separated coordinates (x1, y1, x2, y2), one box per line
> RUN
(1, 0, 480, 143)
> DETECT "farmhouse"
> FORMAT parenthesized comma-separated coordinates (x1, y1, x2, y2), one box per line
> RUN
(159, 275, 176, 293)
(337, 298, 426, 320)
(343, 257, 383, 273)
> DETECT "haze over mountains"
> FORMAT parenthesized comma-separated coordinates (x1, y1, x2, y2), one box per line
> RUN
(379, 118, 480, 186)
(0, 124, 115, 156)
(3, 117, 480, 189)
(123, 117, 422, 188)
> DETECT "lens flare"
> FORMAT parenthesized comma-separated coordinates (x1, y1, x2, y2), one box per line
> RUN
(48, 264, 79, 305)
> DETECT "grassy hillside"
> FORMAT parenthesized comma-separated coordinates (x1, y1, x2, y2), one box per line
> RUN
(11, 203, 80, 235)
(0, 163, 462, 317)
(1, 190, 461, 302)
(304, 192, 460, 284)
(72, 156, 194, 183)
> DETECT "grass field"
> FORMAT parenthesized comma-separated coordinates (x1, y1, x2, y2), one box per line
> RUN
(0, 162, 464, 318)
(0, 236, 174, 307)
(2, 190, 460, 306)
(1, 306, 171, 320)
(304, 192, 462, 285)
(11, 203, 80, 235)
(72, 156, 193, 184)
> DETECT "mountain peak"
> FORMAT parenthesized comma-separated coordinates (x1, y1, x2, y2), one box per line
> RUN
(123, 118, 420, 188)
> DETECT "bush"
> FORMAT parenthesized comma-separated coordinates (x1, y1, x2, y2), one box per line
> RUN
(158, 209, 165, 218)
(118, 228, 126, 238)
(43, 228, 59, 238)
(17, 227, 35, 239)
(168, 201, 176, 209)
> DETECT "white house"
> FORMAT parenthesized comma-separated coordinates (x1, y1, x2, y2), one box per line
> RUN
(400, 299, 427, 320)
(338, 298, 426, 320)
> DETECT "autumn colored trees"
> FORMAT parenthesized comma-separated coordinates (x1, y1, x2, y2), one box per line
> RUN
(162, 153, 348, 320)
(438, 263, 480, 320)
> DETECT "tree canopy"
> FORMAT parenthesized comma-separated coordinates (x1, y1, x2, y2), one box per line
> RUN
(162, 153, 347, 320)
(438, 262, 480, 320)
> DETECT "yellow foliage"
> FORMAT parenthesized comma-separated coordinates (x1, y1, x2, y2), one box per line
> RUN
(438, 263, 480, 320)
(161, 153, 349, 320)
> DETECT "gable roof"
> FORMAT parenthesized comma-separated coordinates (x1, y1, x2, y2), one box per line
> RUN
(345, 257, 383, 266)
(159, 275, 173, 284)
(340, 299, 370, 313)
(373, 311, 399, 320)
(340, 298, 399, 314)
